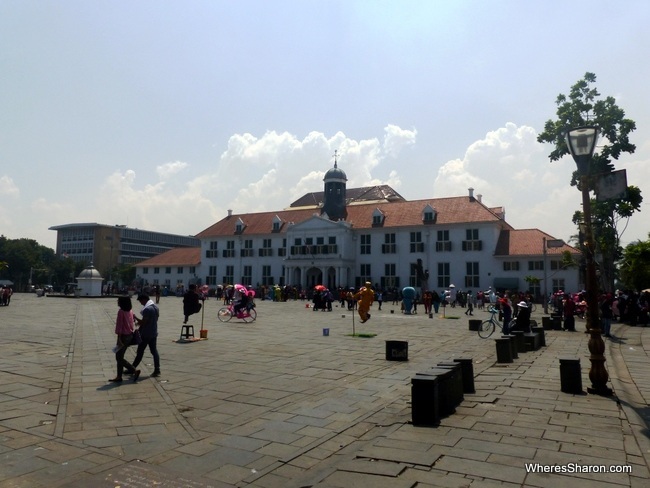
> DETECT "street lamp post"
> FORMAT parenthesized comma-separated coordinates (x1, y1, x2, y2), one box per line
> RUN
(565, 126, 612, 396)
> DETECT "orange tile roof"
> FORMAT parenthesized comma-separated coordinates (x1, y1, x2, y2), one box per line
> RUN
(195, 196, 511, 238)
(136, 247, 201, 267)
(495, 229, 579, 256)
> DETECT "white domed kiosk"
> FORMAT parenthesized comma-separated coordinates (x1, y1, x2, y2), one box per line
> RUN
(76, 264, 103, 297)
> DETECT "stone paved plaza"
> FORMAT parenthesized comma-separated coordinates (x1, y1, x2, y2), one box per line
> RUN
(1, 293, 649, 487)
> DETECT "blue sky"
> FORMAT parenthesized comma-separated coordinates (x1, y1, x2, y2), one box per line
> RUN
(1, 0, 649, 250)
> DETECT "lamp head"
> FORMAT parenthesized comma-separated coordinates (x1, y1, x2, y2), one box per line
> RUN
(566, 126, 599, 175)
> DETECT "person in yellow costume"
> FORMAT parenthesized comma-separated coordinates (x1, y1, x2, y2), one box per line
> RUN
(354, 282, 374, 323)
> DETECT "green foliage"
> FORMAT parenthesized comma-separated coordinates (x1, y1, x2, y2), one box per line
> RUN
(0, 235, 89, 290)
(560, 251, 578, 269)
(537, 72, 636, 172)
(537, 72, 642, 292)
(619, 235, 650, 291)
(524, 275, 540, 285)
(114, 263, 136, 287)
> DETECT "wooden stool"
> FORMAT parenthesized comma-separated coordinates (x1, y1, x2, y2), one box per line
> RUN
(180, 325, 194, 340)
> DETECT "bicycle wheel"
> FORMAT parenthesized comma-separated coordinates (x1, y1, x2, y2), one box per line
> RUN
(242, 309, 257, 323)
(217, 307, 233, 322)
(478, 319, 496, 338)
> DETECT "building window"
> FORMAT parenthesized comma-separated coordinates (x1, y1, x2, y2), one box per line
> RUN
(241, 239, 254, 257)
(360, 234, 371, 254)
(259, 238, 273, 257)
(465, 262, 479, 288)
(372, 208, 385, 226)
(143, 267, 149, 274)
(177, 267, 183, 274)
(528, 281, 541, 298)
(528, 261, 544, 271)
(436, 230, 451, 252)
(206, 241, 218, 258)
(422, 205, 436, 223)
(409, 262, 419, 287)
(550, 260, 564, 270)
(382, 233, 396, 254)
(552, 279, 565, 293)
(272, 216, 282, 232)
(242, 266, 252, 286)
(153, 267, 160, 274)
(462, 229, 482, 251)
(189, 266, 196, 274)
(437, 262, 450, 288)
(164, 267, 171, 274)
(503, 261, 520, 271)
(223, 240, 235, 258)
(235, 218, 245, 233)
(223, 265, 234, 285)
(262, 265, 273, 286)
(381, 263, 399, 289)
(356, 264, 371, 288)
(410, 231, 424, 253)
(278, 238, 287, 257)
(206, 266, 217, 285)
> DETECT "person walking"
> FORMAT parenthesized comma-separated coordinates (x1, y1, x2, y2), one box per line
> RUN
(376, 291, 383, 310)
(464, 291, 474, 316)
(133, 293, 161, 378)
(601, 294, 614, 337)
(109, 296, 140, 383)
(563, 293, 576, 331)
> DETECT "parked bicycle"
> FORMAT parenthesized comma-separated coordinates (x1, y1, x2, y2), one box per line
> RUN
(478, 306, 515, 338)
(217, 302, 257, 323)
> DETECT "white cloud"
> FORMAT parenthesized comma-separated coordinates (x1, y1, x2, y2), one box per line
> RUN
(0, 176, 19, 197)
(383, 124, 417, 158)
(434, 123, 584, 242)
(156, 161, 188, 180)
(218, 127, 406, 214)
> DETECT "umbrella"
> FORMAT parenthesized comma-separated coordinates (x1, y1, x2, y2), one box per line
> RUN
(200, 284, 210, 295)
(314, 285, 326, 291)
(234, 284, 247, 293)
(449, 284, 456, 288)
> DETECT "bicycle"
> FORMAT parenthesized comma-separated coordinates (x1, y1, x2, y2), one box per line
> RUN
(478, 306, 515, 339)
(217, 302, 257, 323)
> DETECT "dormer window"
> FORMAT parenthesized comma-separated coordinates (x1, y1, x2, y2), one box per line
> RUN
(372, 208, 385, 226)
(422, 204, 436, 223)
(272, 215, 282, 232)
(235, 218, 245, 233)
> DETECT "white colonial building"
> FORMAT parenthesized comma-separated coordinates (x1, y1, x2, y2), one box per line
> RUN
(135, 161, 580, 299)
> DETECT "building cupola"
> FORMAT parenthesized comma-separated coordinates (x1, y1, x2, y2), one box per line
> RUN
(321, 150, 348, 221)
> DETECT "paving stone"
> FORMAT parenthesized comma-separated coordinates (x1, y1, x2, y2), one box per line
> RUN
(1, 296, 649, 487)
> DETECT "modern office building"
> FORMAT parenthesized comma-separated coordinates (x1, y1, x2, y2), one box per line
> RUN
(49, 223, 200, 280)
(135, 161, 580, 298)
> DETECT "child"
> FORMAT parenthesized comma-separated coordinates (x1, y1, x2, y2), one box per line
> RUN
(109, 296, 140, 383)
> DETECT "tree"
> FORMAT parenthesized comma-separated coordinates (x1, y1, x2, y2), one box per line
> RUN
(537, 72, 642, 292)
(0, 235, 89, 291)
(618, 235, 650, 291)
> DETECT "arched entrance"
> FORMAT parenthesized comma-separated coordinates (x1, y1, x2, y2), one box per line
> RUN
(291, 268, 301, 287)
(305, 267, 323, 289)
(325, 266, 337, 290)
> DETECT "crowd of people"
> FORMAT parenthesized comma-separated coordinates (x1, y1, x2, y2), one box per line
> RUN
(1, 285, 12, 306)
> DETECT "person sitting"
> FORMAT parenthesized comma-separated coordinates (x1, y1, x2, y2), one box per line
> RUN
(513, 301, 531, 333)
(233, 290, 249, 316)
